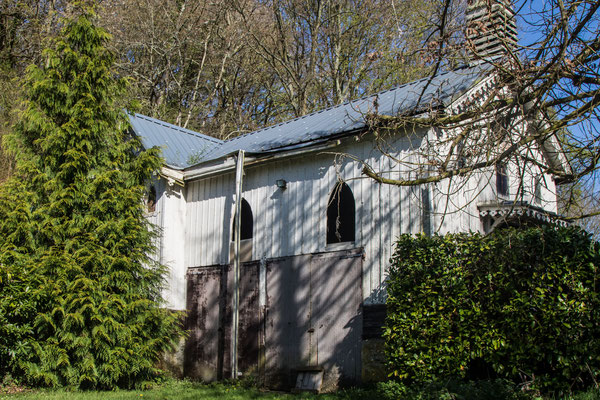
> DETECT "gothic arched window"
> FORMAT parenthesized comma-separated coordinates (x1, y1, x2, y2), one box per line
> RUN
(327, 182, 355, 244)
(232, 198, 253, 241)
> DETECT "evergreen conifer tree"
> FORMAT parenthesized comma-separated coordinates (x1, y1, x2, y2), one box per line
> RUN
(0, 9, 181, 389)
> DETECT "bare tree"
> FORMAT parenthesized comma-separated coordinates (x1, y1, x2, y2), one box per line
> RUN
(357, 0, 600, 226)
(0, 0, 83, 182)
(233, 0, 442, 119)
(97, 0, 446, 138)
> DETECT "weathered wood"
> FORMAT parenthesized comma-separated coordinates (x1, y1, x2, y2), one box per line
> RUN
(184, 266, 222, 381)
(265, 249, 363, 390)
(185, 262, 259, 381)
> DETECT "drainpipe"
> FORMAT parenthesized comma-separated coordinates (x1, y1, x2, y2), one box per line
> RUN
(232, 150, 245, 379)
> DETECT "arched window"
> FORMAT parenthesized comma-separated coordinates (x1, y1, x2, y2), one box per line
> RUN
(146, 185, 156, 213)
(327, 182, 355, 244)
(232, 198, 253, 241)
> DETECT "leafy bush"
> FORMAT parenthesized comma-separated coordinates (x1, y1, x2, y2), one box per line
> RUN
(0, 10, 182, 389)
(575, 388, 600, 400)
(384, 226, 600, 394)
(377, 379, 532, 400)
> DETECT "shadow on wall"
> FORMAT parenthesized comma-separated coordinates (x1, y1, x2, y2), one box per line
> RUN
(181, 146, 425, 388)
(264, 249, 364, 391)
(184, 249, 363, 391)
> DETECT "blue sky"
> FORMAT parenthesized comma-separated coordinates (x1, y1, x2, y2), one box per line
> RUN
(516, 0, 599, 193)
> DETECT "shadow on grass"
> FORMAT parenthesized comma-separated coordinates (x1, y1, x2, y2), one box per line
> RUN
(2, 379, 599, 400)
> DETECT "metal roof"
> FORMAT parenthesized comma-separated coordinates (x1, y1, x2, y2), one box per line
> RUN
(128, 112, 222, 169)
(129, 63, 492, 169)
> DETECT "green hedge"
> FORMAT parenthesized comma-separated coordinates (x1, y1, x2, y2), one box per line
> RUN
(384, 226, 600, 394)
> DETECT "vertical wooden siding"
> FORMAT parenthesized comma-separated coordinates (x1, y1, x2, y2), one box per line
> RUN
(182, 132, 530, 304)
(185, 250, 362, 389)
(265, 249, 363, 389)
(185, 262, 260, 381)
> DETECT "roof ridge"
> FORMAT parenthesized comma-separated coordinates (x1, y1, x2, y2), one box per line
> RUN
(132, 113, 223, 144)
(131, 63, 490, 168)
(222, 65, 478, 144)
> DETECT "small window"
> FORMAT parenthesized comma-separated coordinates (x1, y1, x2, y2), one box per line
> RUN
(146, 185, 156, 213)
(496, 163, 508, 197)
(327, 182, 355, 244)
(232, 198, 253, 241)
(534, 176, 542, 204)
(421, 187, 431, 236)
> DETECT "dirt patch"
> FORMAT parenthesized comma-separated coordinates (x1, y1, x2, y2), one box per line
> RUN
(0, 384, 33, 395)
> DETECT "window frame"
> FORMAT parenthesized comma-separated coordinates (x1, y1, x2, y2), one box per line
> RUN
(326, 181, 356, 245)
(232, 197, 253, 241)
(496, 163, 509, 197)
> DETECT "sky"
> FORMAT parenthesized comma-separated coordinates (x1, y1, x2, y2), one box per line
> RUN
(516, 0, 600, 197)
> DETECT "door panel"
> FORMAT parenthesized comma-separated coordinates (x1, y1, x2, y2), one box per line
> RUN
(186, 249, 362, 389)
(265, 249, 363, 389)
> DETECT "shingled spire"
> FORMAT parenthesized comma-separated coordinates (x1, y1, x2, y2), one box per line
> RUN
(466, 0, 518, 61)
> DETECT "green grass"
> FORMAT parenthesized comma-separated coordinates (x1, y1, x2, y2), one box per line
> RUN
(1, 380, 599, 400)
(0, 380, 377, 400)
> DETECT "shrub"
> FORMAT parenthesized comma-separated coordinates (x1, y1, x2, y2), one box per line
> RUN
(384, 226, 600, 395)
(0, 10, 182, 389)
(377, 378, 532, 400)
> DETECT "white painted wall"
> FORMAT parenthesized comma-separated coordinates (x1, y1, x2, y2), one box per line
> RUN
(152, 128, 560, 308)
(153, 181, 188, 310)
(182, 131, 458, 305)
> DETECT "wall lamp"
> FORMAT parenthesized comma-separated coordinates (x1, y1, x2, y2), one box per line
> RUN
(276, 179, 287, 190)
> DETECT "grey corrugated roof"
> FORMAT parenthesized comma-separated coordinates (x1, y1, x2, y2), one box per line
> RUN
(202, 63, 491, 164)
(130, 63, 491, 169)
(128, 112, 222, 169)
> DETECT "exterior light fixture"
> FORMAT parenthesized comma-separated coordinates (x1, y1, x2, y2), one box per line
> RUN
(276, 179, 287, 189)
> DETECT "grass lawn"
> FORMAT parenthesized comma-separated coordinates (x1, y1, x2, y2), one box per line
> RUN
(0, 380, 377, 400)
(3, 379, 600, 400)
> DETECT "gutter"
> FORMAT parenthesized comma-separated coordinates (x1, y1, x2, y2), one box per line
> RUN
(159, 167, 185, 187)
(158, 108, 436, 186)
(181, 138, 344, 183)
